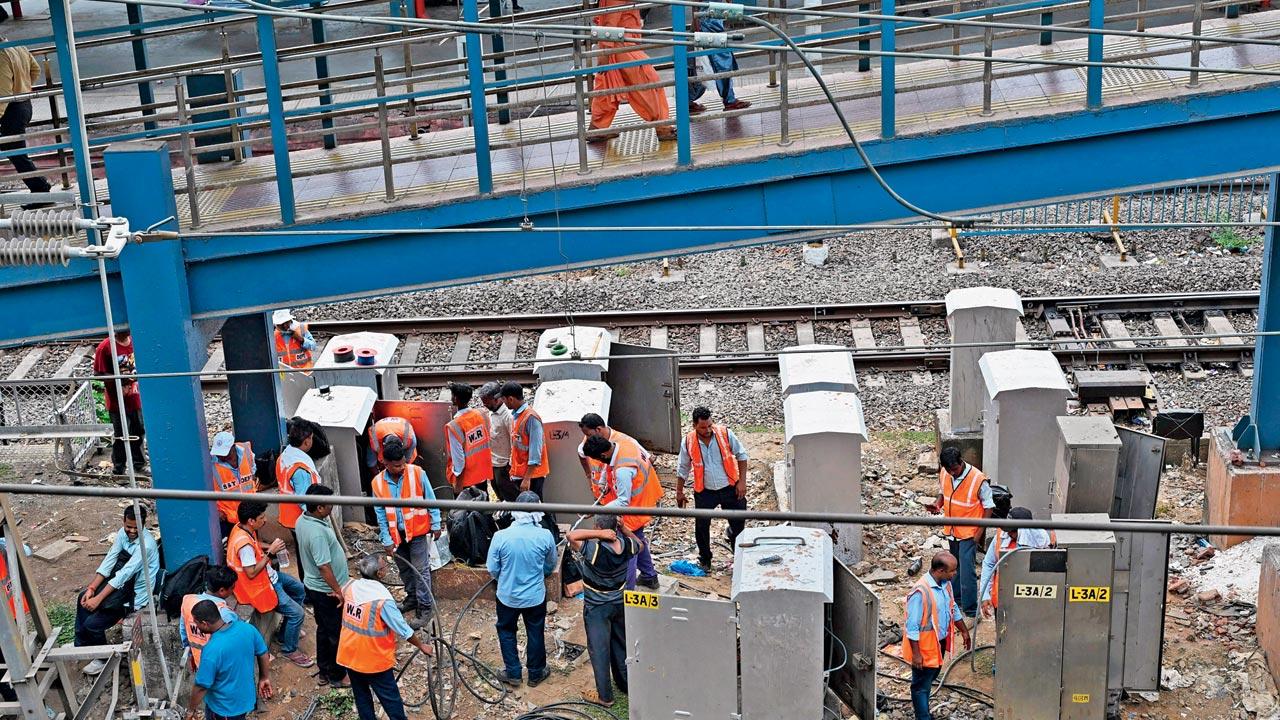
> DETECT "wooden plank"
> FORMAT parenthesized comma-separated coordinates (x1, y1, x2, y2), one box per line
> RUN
(899, 318, 926, 348)
(201, 345, 224, 376)
(747, 324, 766, 354)
(497, 331, 520, 369)
(449, 333, 473, 365)
(53, 346, 91, 380)
(699, 325, 717, 358)
(1100, 317, 1136, 349)
(850, 319, 876, 349)
(649, 326, 669, 350)
(6, 349, 43, 381)
(399, 335, 424, 367)
(795, 321, 816, 346)
(1204, 312, 1244, 346)
(1152, 315, 1188, 347)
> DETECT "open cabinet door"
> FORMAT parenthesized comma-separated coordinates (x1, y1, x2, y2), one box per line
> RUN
(607, 342, 681, 454)
(1113, 427, 1166, 520)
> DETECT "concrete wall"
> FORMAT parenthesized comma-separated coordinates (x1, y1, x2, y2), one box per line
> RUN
(1206, 430, 1280, 548)
(1257, 545, 1280, 688)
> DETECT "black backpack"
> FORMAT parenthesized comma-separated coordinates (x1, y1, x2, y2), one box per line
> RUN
(159, 555, 210, 621)
(447, 487, 498, 566)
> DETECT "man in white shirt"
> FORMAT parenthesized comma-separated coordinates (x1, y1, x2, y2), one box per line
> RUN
(479, 382, 516, 500)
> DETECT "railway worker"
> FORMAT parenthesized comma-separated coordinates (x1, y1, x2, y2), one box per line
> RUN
(502, 382, 550, 498)
(275, 417, 320, 586)
(979, 506, 1055, 620)
(568, 514, 640, 708)
(211, 431, 258, 540)
(371, 437, 441, 625)
(227, 501, 313, 668)
(903, 551, 971, 720)
(184, 599, 273, 720)
(925, 447, 995, 622)
(77, 505, 161, 674)
(674, 406, 750, 573)
(272, 309, 316, 372)
(337, 554, 435, 720)
(368, 415, 418, 468)
(581, 435, 662, 590)
(576, 414, 648, 506)
(446, 382, 493, 495)
(486, 491, 558, 688)
(588, 0, 677, 143)
(479, 382, 517, 501)
(297, 485, 351, 689)
(93, 328, 145, 476)
(179, 566, 239, 671)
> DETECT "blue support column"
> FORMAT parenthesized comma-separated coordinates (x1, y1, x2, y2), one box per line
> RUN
(256, 14, 297, 224)
(48, 0, 98, 217)
(1086, 0, 1104, 109)
(462, 0, 493, 194)
(222, 313, 285, 454)
(105, 142, 219, 569)
(672, 3, 692, 166)
(1250, 172, 1280, 451)
(125, 3, 157, 132)
(880, 0, 895, 138)
(310, 3, 336, 150)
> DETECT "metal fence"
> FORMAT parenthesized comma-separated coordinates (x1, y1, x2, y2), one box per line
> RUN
(0, 379, 109, 471)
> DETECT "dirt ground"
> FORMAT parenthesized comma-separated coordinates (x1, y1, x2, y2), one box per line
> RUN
(2, 427, 1276, 720)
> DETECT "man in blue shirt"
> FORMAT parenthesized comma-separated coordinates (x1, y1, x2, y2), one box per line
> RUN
(185, 601, 272, 720)
(372, 438, 441, 624)
(178, 566, 239, 668)
(904, 551, 971, 720)
(486, 491, 558, 687)
(78, 505, 161, 674)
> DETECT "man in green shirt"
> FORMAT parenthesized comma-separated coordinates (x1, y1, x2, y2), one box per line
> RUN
(297, 485, 350, 688)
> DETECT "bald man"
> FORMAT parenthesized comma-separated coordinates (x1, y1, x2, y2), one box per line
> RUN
(902, 551, 971, 720)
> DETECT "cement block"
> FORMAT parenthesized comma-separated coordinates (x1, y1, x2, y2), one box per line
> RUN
(1258, 545, 1280, 688)
(945, 261, 985, 275)
(934, 408, 983, 470)
(34, 539, 79, 563)
(1100, 254, 1139, 268)
(1206, 429, 1280, 548)
(650, 270, 686, 283)
(931, 228, 953, 248)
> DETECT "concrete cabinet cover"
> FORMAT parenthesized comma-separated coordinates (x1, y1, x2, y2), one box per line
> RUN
(946, 287, 1023, 433)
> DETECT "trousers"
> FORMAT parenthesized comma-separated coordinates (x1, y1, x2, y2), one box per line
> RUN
(910, 665, 941, 719)
(495, 599, 547, 678)
(694, 485, 746, 564)
(625, 527, 657, 589)
(349, 668, 407, 720)
(583, 599, 627, 702)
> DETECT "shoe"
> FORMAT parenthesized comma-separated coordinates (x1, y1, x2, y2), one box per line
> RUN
(723, 99, 752, 110)
(495, 671, 522, 687)
(698, 559, 712, 573)
(654, 127, 678, 142)
(636, 575, 660, 590)
(398, 600, 419, 613)
(528, 669, 550, 687)
(688, 101, 707, 115)
(582, 691, 614, 707)
(283, 650, 315, 668)
(329, 677, 350, 689)
(82, 659, 107, 675)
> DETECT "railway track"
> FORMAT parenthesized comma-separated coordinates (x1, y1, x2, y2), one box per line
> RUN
(0, 291, 1260, 392)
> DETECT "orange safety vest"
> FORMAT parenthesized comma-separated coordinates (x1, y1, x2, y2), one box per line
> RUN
(901, 578, 956, 669)
(369, 417, 418, 466)
(372, 465, 433, 546)
(608, 435, 663, 532)
(685, 425, 739, 492)
(511, 407, 550, 479)
(990, 529, 1057, 609)
(180, 594, 229, 667)
(0, 552, 28, 616)
(336, 582, 398, 674)
(274, 325, 313, 370)
(940, 465, 988, 540)
(227, 525, 277, 613)
(584, 430, 642, 503)
(214, 443, 257, 525)
(446, 408, 493, 488)
(275, 453, 317, 530)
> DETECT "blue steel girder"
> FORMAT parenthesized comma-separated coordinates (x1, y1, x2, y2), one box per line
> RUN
(4, 84, 1280, 347)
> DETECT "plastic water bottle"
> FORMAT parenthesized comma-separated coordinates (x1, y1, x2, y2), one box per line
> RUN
(276, 549, 291, 568)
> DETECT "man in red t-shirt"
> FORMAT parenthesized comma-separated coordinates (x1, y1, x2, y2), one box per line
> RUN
(93, 330, 145, 475)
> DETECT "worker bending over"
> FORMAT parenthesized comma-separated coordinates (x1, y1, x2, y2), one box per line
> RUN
(372, 437, 440, 625)
(446, 382, 493, 494)
(675, 406, 749, 572)
(577, 413, 647, 505)
(581, 434, 662, 590)
(927, 447, 994, 621)
(569, 515, 639, 708)
(179, 566, 239, 671)
(979, 506, 1055, 619)
(903, 551, 971, 720)
(368, 416, 418, 467)
(338, 555, 434, 720)
(210, 431, 257, 540)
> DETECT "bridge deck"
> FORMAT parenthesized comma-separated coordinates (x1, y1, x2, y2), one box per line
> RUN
(138, 10, 1280, 230)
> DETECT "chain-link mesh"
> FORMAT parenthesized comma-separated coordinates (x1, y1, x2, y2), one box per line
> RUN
(0, 379, 109, 471)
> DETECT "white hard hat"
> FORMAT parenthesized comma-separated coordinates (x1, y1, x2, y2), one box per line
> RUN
(272, 309, 294, 326)
(210, 431, 235, 457)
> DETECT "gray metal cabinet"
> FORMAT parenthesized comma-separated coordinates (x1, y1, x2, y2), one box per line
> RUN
(607, 342, 681, 454)
(1053, 416, 1121, 514)
(625, 594, 739, 720)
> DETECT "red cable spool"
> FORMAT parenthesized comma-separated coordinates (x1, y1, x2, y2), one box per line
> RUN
(331, 345, 356, 363)
(355, 348, 378, 366)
